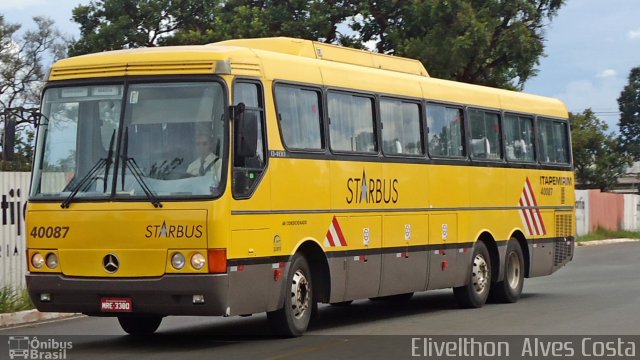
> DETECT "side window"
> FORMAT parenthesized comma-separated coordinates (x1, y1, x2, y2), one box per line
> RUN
(233, 81, 266, 198)
(469, 109, 501, 160)
(274, 85, 323, 150)
(426, 104, 465, 157)
(537, 117, 570, 164)
(381, 99, 423, 155)
(328, 92, 376, 153)
(504, 114, 535, 162)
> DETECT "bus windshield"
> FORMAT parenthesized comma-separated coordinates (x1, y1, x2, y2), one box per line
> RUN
(31, 81, 227, 200)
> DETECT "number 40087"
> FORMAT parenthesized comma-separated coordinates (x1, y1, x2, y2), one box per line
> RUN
(30, 226, 69, 239)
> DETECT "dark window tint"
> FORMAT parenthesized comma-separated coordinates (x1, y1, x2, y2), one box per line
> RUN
(537, 117, 570, 164)
(328, 92, 376, 153)
(427, 104, 465, 157)
(274, 85, 322, 150)
(381, 99, 423, 155)
(469, 109, 501, 159)
(504, 114, 535, 162)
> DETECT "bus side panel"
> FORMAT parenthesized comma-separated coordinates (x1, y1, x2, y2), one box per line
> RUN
(379, 214, 429, 296)
(426, 214, 459, 290)
(227, 228, 285, 315)
(341, 216, 382, 301)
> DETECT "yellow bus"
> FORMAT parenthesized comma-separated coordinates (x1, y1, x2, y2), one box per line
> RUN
(26, 37, 575, 336)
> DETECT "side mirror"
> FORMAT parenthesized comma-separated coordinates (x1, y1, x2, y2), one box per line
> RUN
(233, 102, 258, 159)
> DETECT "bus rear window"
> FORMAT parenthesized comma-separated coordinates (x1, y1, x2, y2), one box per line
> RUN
(537, 118, 570, 164)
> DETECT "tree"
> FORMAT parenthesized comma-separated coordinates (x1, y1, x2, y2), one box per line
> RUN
(69, 0, 223, 55)
(618, 67, 640, 160)
(0, 15, 66, 170)
(571, 109, 629, 190)
(69, 0, 360, 53)
(391, 0, 564, 89)
(70, 0, 564, 90)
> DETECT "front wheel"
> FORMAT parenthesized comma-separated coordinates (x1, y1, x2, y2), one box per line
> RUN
(118, 316, 162, 335)
(490, 238, 525, 303)
(267, 253, 313, 337)
(454, 241, 491, 308)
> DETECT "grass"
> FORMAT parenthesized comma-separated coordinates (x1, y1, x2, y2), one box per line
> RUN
(0, 287, 34, 314)
(577, 227, 640, 243)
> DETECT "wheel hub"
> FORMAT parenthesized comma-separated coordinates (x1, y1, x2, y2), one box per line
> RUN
(472, 254, 489, 294)
(290, 269, 310, 319)
(507, 251, 521, 289)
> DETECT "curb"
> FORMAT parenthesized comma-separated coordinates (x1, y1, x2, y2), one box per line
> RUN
(577, 238, 640, 246)
(0, 310, 82, 329)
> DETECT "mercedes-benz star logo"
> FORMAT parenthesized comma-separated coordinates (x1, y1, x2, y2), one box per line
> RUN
(103, 254, 119, 273)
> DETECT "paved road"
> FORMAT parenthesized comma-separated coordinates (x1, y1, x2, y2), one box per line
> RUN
(1, 242, 639, 359)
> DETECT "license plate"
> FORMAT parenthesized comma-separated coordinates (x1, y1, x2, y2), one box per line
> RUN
(100, 297, 133, 313)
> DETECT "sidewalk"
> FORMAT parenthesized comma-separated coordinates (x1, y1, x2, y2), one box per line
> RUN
(576, 238, 640, 246)
(0, 310, 81, 329)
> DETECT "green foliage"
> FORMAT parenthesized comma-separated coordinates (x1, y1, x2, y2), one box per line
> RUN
(571, 109, 629, 190)
(68, 1, 564, 90)
(618, 67, 640, 160)
(577, 227, 640, 243)
(1, 15, 65, 170)
(395, 0, 564, 89)
(0, 287, 34, 313)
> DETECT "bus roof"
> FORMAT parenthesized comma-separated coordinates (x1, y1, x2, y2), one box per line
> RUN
(48, 37, 567, 118)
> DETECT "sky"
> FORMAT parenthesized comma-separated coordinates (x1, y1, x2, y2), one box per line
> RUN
(1, 0, 639, 131)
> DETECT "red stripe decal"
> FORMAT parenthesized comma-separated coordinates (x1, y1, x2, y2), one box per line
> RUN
(525, 177, 546, 235)
(332, 217, 348, 246)
(522, 183, 541, 235)
(326, 229, 336, 247)
(519, 198, 534, 235)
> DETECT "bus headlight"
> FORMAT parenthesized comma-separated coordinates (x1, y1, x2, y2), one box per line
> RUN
(45, 253, 58, 269)
(191, 253, 206, 270)
(171, 252, 185, 270)
(31, 253, 45, 269)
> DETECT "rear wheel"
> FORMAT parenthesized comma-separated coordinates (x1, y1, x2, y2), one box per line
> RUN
(118, 316, 162, 335)
(490, 238, 524, 303)
(454, 241, 491, 308)
(267, 253, 313, 337)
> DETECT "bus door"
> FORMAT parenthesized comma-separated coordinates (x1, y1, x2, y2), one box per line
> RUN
(228, 80, 276, 315)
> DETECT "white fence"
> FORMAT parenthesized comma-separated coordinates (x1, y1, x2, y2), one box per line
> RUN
(0, 172, 29, 290)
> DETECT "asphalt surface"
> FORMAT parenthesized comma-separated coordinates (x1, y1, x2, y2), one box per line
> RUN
(1, 242, 639, 359)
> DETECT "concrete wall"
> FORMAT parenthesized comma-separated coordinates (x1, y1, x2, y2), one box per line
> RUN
(623, 194, 640, 231)
(574, 189, 640, 235)
(588, 190, 625, 232)
(575, 190, 590, 236)
(0, 172, 29, 289)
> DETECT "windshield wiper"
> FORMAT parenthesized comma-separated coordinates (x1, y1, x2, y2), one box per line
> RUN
(120, 127, 162, 208)
(60, 130, 116, 209)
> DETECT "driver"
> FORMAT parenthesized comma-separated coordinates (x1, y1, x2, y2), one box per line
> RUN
(186, 135, 221, 178)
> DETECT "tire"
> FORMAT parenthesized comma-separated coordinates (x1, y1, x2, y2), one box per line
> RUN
(454, 241, 491, 308)
(267, 253, 313, 337)
(490, 238, 525, 303)
(118, 316, 162, 335)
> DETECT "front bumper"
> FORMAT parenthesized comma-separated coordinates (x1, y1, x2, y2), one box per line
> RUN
(26, 273, 228, 316)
